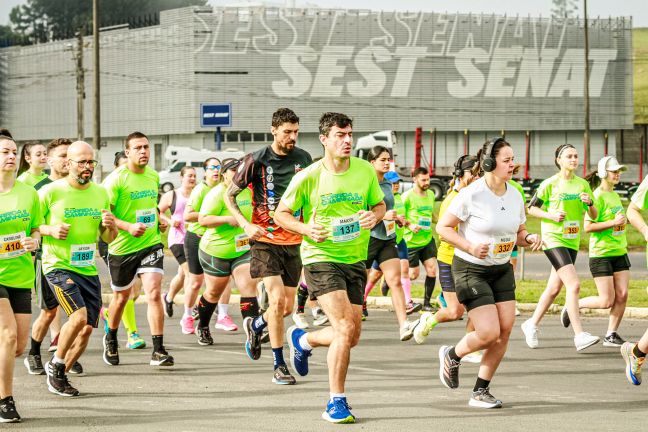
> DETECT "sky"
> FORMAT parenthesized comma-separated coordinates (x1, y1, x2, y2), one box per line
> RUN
(1, 0, 647, 27)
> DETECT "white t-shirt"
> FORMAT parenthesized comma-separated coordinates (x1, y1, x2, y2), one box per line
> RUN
(448, 177, 526, 266)
(631, 175, 648, 210)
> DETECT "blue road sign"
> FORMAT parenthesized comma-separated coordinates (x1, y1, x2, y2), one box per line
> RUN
(200, 103, 232, 128)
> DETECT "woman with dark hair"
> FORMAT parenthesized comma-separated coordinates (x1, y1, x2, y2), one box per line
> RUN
(436, 138, 542, 408)
(17, 142, 47, 187)
(522, 144, 600, 352)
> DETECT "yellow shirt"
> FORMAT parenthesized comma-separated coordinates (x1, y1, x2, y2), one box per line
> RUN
(437, 189, 458, 265)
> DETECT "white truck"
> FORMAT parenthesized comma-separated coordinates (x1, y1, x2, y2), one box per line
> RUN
(159, 146, 245, 192)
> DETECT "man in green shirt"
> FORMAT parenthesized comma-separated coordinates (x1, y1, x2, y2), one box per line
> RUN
(40, 141, 118, 397)
(276, 112, 385, 424)
(102, 132, 171, 367)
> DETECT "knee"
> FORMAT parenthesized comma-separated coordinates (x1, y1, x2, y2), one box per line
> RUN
(447, 305, 464, 321)
(69, 312, 88, 329)
(113, 292, 130, 306)
(477, 328, 500, 346)
(566, 281, 581, 294)
(616, 290, 628, 304)
(335, 320, 356, 346)
(0, 327, 17, 350)
(409, 268, 420, 279)
(600, 295, 614, 309)
(79, 325, 93, 339)
(147, 287, 162, 301)
(269, 296, 286, 314)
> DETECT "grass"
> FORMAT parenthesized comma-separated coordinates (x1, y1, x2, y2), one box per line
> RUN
(635, 28, 648, 124)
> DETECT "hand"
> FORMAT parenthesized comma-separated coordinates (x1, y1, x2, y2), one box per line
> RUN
(580, 193, 592, 206)
(303, 220, 328, 243)
(613, 212, 626, 226)
(51, 223, 70, 240)
(525, 233, 544, 251)
(410, 224, 422, 234)
(383, 210, 397, 221)
(244, 223, 266, 241)
(128, 222, 147, 238)
(395, 215, 406, 227)
(550, 211, 566, 223)
(158, 217, 169, 233)
(469, 242, 489, 259)
(171, 217, 182, 228)
(358, 210, 377, 229)
(101, 210, 115, 230)
(21, 236, 39, 252)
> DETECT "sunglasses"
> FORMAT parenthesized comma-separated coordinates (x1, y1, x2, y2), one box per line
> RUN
(206, 165, 221, 171)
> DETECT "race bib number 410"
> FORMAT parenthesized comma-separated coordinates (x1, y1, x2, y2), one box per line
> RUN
(0, 232, 25, 260)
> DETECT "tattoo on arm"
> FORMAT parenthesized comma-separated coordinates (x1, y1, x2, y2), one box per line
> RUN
(226, 182, 248, 225)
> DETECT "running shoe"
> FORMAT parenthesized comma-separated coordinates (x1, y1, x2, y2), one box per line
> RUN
(257, 281, 269, 314)
(102, 307, 109, 334)
(69, 361, 83, 375)
(313, 309, 329, 326)
(603, 332, 626, 348)
(260, 331, 270, 344)
(406, 301, 422, 315)
(361, 301, 368, 321)
(292, 312, 309, 329)
(102, 334, 120, 366)
(127, 332, 147, 349)
(180, 315, 196, 335)
(287, 325, 311, 376)
(574, 332, 599, 351)
(515, 306, 521, 316)
(215, 315, 238, 332)
(197, 326, 214, 346)
(560, 306, 571, 328)
(469, 388, 502, 409)
(191, 306, 200, 320)
(400, 319, 417, 342)
(48, 334, 59, 353)
(413, 312, 436, 344)
(438, 345, 460, 389)
(0, 396, 20, 423)
(421, 304, 435, 313)
(162, 292, 174, 318)
(621, 342, 644, 385)
(521, 319, 539, 349)
(45, 361, 79, 397)
(436, 293, 447, 309)
(272, 364, 296, 385)
(322, 397, 356, 424)
(462, 351, 483, 364)
(150, 349, 174, 367)
(24, 354, 44, 375)
(243, 317, 262, 360)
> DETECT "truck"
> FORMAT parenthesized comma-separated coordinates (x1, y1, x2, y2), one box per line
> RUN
(159, 146, 245, 192)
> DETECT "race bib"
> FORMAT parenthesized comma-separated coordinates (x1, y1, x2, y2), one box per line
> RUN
(418, 216, 432, 230)
(384, 220, 396, 237)
(234, 233, 250, 253)
(70, 244, 96, 267)
(331, 215, 361, 243)
(491, 235, 515, 260)
(136, 208, 156, 228)
(613, 223, 626, 236)
(563, 221, 580, 239)
(0, 232, 25, 260)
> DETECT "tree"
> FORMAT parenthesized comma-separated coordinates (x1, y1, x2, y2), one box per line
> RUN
(551, 0, 579, 19)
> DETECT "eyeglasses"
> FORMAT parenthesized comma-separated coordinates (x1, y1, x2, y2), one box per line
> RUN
(69, 159, 98, 168)
(206, 165, 221, 171)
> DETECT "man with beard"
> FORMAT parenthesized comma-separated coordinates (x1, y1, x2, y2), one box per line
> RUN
(39, 141, 118, 396)
(402, 167, 438, 311)
(226, 108, 312, 384)
(102, 132, 171, 367)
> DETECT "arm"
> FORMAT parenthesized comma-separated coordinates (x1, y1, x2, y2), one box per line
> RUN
(528, 205, 563, 222)
(515, 223, 543, 250)
(183, 203, 199, 223)
(100, 210, 119, 244)
(111, 205, 147, 238)
(198, 213, 238, 228)
(358, 201, 386, 229)
(627, 202, 648, 241)
(157, 191, 174, 226)
(225, 182, 266, 240)
(584, 213, 625, 234)
(21, 228, 41, 252)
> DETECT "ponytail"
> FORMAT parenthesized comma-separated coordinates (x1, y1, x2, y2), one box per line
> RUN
(584, 169, 601, 190)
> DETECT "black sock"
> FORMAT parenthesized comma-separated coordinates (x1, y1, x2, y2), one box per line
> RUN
(240, 297, 259, 319)
(634, 344, 647, 358)
(272, 347, 285, 368)
(474, 377, 491, 392)
(152, 335, 164, 352)
(448, 346, 462, 362)
(108, 328, 118, 341)
(198, 295, 217, 328)
(424, 276, 436, 305)
(29, 337, 42, 356)
(297, 284, 308, 314)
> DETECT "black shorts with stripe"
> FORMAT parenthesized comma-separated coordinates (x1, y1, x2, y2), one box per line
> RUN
(46, 269, 102, 328)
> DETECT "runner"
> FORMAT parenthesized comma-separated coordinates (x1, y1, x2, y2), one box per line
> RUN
(436, 138, 542, 409)
(402, 167, 438, 312)
(226, 107, 312, 385)
(40, 141, 117, 396)
(195, 158, 258, 345)
(577, 156, 629, 347)
(17, 142, 48, 187)
(279, 112, 385, 423)
(522, 144, 600, 351)
(102, 131, 173, 367)
(25, 138, 71, 376)
(158, 166, 196, 318)
(181, 158, 221, 334)
(0, 134, 42, 422)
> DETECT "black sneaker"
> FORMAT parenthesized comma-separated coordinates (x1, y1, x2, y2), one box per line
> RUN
(243, 317, 262, 360)
(438, 345, 460, 389)
(163, 293, 174, 318)
(197, 326, 214, 346)
(260, 331, 270, 344)
(380, 281, 389, 296)
(406, 302, 423, 315)
(469, 387, 503, 409)
(0, 396, 20, 423)
(603, 332, 626, 348)
(150, 349, 174, 367)
(422, 304, 435, 313)
(362, 302, 368, 319)
(24, 354, 44, 375)
(45, 362, 79, 397)
(272, 364, 296, 385)
(102, 334, 120, 366)
(191, 305, 200, 320)
(560, 306, 571, 328)
(69, 361, 83, 375)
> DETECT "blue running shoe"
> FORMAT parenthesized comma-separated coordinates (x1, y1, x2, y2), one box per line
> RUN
(287, 325, 311, 376)
(322, 397, 355, 424)
(102, 307, 109, 335)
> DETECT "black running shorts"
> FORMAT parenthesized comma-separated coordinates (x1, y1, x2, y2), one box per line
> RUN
(183, 231, 203, 275)
(199, 249, 251, 277)
(250, 241, 302, 287)
(0, 284, 31, 314)
(46, 269, 102, 328)
(452, 256, 516, 312)
(589, 254, 631, 278)
(365, 237, 399, 269)
(407, 239, 438, 268)
(303, 261, 367, 306)
(107, 243, 164, 291)
(544, 247, 578, 271)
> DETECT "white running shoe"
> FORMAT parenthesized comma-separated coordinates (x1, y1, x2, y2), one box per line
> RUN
(515, 307, 521, 317)
(413, 312, 435, 345)
(462, 351, 483, 364)
(574, 332, 600, 352)
(313, 309, 329, 326)
(521, 319, 539, 349)
(292, 312, 309, 329)
(399, 320, 417, 342)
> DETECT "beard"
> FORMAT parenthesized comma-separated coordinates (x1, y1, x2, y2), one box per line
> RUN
(277, 140, 295, 154)
(76, 171, 93, 184)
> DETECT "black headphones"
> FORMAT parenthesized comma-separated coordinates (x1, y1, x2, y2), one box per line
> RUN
(481, 137, 506, 173)
(453, 155, 468, 177)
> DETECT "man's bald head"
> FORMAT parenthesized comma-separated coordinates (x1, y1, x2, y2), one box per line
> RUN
(67, 141, 96, 186)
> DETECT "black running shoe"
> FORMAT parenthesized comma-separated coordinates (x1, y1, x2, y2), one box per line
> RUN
(243, 317, 262, 360)
(422, 304, 435, 313)
(69, 361, 83, 375)
(45, 362, 79, 397)
(150, 349, 174, 367)
(102, 334, 120, 366)
(603, 332, 626, 348)
(24, 354, 44, 375)
(0, 396, 20, 423)
(260, 331, 270, 345)
(439, 345, 460, 389)
(272, 364, 297, 385)
(560, 306, 571, 328)
(163, 293, 174, 318)
(406, 302, 423, 315)
(380, 281, 389, 296)
(197, 326, 214, 346)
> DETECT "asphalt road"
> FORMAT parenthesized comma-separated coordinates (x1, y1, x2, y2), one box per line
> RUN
(10, 308, 648, 431)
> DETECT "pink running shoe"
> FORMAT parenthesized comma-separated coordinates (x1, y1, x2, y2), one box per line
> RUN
(215, 315, 238, 332)
(180, 315, 196, 335)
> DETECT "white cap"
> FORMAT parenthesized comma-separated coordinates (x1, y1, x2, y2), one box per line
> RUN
(597, 156, 627, 178)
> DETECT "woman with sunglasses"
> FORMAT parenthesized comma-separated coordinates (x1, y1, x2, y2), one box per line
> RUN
(17, 142, 48, 188)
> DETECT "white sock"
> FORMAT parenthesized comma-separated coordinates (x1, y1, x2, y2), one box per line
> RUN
(184, 306, 192, 317)
(53, 355, 65, 365)
(330, 393, 345, 402)
(165, 293, 172, 303)
(606, 330, 616, 337)
(218, 303, 229, 316)
(299, 334, 312, 351)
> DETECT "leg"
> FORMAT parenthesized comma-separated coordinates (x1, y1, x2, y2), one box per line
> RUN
(64, 325, 92, 372)
(400, 259, 412, 304)
(530, 267, 563, 326)
(108, 287, 132, 331)
(140, 272, 164, 335)
(435, 291, 465, 323)
(476, 301, 516, 381)
(167, 263, 187, 301)
(579, 276, 614, 310)
(184, 273, 204, 315)
(48, 308, 62, 341)
(30, 308, 57, 356)
(556, 264, 584, 334)
(608, 271, 629, 333)
(264, 275, 288, 349)
(14, 314, 30, 358)
(54, 308, 88, 361)
(0, 302, 17, 398)
(379, 259, 407, 326)
(454, 305, 501, 358)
